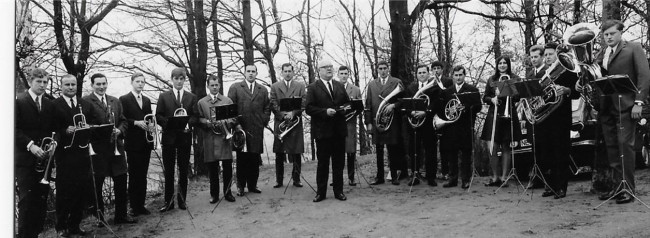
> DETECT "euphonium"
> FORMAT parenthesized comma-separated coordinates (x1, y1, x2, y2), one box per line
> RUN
(375, 84, 404, 132)
(144, 114, 160, 149)
(38, 132, 57, 184)
(408, 79, 437, 128)
(432, 94, 465, 130)
(520, 53, 573, 124)
(277, 116, 300, 142)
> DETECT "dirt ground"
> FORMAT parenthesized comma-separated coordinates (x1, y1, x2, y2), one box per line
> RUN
(42, 154, 650, 238)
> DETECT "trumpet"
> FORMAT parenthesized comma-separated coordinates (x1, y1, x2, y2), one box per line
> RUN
(107, 105, 121, 156)
(232, 127, 247, 152)
(37, 132, 57, 184)
(144, 114, 160, 149)
(375, 84, 404, 132)
(64, 104, 93, 156)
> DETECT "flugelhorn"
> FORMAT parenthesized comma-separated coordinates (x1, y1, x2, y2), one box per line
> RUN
(64, 104, 93, 155)
(209, 112, 233, 139)
(144, 114, 160, 149)
(375, 83, 404, 132)
(408, 79, 437, 128)
(38, 132, 57, 184)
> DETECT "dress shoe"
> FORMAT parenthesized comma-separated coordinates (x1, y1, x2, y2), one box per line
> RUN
(68, 228, 87, 236)
(616, 193, 635, 204)
(500, 180, 509, 188)
(598, 191, 622, 200)
(159, 203, 174, 212)
(330, 183, 334, 186)
(334, 193, 347, 201)
(398, 172, 409, 180)
(407, 177, 420, 186)
(209, 196, 218, 204)
(484, 179, 501, 187)
(237, 188, 245, 196)
(443, 181, 458, 188)
(348, 180, 357, 186)
(178, 202, 187, 210)
(369, 179, 385, 185)
(224, 193, 236, 202)
(541, 190, 555, 197)
(428, 180, 437, 187)
(461, 181, 470, 189)
(249, 188, 262, 193)
(313, 194, 326, 202)
(293, 182, 303, 187)
(114, 215, 138, 224)
(391, 179, 400, 185)
(553, 190, 566, 199)
(57, 229, 70, 237)
(273, 183, 283, 188)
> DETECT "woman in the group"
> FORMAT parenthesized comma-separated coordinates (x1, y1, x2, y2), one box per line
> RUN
(481, 56, 522, 187)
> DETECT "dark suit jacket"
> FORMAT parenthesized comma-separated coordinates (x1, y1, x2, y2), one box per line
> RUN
(155, 89, 198, 146)
(525, 65, 548, 80)
(120, 92, 154, 151)
(404, 80, 443, 132)
(364, 76, 404, 144)
(82, 93, 128, 176)
(15, 91, 55, 167)
(596, 40, 650, 112)
(439, 83, 480, 149)
(270, 79, 306, 154)
(228, 80, 271, 153)
(306, 79, 350, 140)
(51, 96, 98, 172)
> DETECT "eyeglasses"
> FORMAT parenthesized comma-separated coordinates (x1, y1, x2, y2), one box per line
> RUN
(378, 67, 388, 70)
(320, 65, 333, 69)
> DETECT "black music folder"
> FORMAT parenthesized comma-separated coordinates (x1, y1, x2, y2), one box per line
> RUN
(514, 80, 544, 98)
(455, 91, 482, 106)
(90, 124, 113, 143)
(398, 98, 427, 112)
(348, 99, 364, 111)
(67, 126, 92, 148)
(210, 104, 238, 120)
(593, 74, 637, 96)
(280, 97, 302, 111)
(494, 79, 519, 98)
(167, 116, 190, 130)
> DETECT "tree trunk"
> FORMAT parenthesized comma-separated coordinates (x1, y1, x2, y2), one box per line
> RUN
(212, 8, 224, 95)
(523, 0, 535, 76)
(544, 1, 555, 43)
(443, 7, 452, 75)
(370, 0, 378, 79)
(388, 0, 414, 85)
(349, 1, 371, 155)
(242, 0, 254, 64)
(493, 3, 502, 59)
(572, 0, 582, 24)
(434, 8, 445, 64)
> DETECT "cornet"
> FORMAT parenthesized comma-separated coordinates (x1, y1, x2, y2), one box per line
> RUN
(37, 132, 57, 184)
(144, 114, 160, 149)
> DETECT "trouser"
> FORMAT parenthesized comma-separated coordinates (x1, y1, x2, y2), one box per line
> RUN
(275, 153, 302, 184)
(207, 160, 233, 197)
(443, 148, 472, 183)
(126, 150, 151, 210)
(316, 137, 345, 196)
(91, 174, 128, 219)
(375, 143, 404, 180)
(236, 152, 261, 190)
(162, 144, 191, 205)
(16, 167, 49, 238)
(408, 129, 436, 177)
(439, 137, 449, 175)
(601, 109, 636, 191)
(345, 153, 355, 181)
(55, 151, 90, 232)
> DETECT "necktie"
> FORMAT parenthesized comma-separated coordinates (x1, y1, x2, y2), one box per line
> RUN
(70, 98, 76, 109)
(176, 90, 181, 103)
(101, 96, 106, 108)
(136, 95, 142, 109)
(35, 96, 41, 112)
(249, 83, 254, 94)
(327, 81, 333, 98)
(419, 83, 423, 90)
(606, 48, 615, 69)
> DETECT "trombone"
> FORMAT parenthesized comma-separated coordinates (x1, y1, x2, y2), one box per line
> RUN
(144, 114, 160, 149)
(107, 105, 121, 156)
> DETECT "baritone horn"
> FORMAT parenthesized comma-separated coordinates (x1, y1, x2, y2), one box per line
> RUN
(144, 114, 160, 149)
(38, 132, 57, 184)
(375, 84, 404, 132)
(408, 79, 437, 128)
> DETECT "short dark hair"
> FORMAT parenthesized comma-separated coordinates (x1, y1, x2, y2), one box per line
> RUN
(416, 64, 429, 72)
(453, 65, 466, 75)
(29, 68, 48, 82)
(431, 61, 443, 68)
(90, 73, 107, 84)
(171, 67, 187, 78)
(131, 72, 144, 82)
(338, 66, 349, 71)
(206, 74, 219, 85)
(544, 42, 559, 51)
(281, 63, 293, 71)
(376, 61, 389, 68)
(245, 64, 257, 71)
(529, 45, 544, 55)
(601, 19, 624, 32)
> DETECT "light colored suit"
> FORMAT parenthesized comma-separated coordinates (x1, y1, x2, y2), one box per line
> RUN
(344, 82, 362, 153)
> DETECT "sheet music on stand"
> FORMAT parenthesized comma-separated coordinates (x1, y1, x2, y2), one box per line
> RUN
(67, 126, 92, 148)
(167, 115, 190, 130)
(593, 74, 637, 95)
(210, 104, 239, 120)
(348, 99, 364, 111)
(398, 98, 427, 112)
(90, 124, 114, 143)
(514, 80, 544, 98)
(493, 78, 519, 98)
(280, 97, 302, 111)
(455, 91, 481, 107)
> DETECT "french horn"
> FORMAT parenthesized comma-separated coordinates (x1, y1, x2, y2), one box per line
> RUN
(432, 94, 465, 130)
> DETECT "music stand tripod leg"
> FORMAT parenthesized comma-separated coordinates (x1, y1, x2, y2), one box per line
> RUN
(522, 122, 557, 197)
(354, 156, 376, 192)
(495, 115, 525, 194)
(88, 154, 118, 237)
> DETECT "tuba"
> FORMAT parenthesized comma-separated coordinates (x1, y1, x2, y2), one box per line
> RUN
(144, 114, 160, 149)
(407, 79, 437, 128)
(37, 132, 57, 184)
(277, 116, 300, 142)
(375, 83, 404, 132)
(432, 94, 465, 130)
(564, 22, 601, 108)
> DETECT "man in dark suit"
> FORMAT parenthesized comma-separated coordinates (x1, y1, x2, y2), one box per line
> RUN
(270, 63, 306, 188)
(306, 59, 351, 202)
(119, 73, 154, 216)
(15, 68, 55, 238)
(596, 20, 650, 204)
(431, 61, 453, 180)
(403, 65, 441, 186)
(52, 74, 99, 237)
(364, 61, 406, 185)
(440, 66, 481, 189)
(228, 64, 271, 196)
(525, 44, 549, 190)
(155, 68, 198, 212)
(337, 66, 362, 186)
(83, 73, 136, 225)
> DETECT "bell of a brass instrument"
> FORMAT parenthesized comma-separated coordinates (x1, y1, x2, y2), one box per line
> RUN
(88, 143, 96, 156)
(35, 132, 57, 173)
(232, 128, 247, 152)
(174, 104, 188, 117)
(277, 116, 299, 142)
(502, 96, 511, 119)
(563, 22, 599, 64)
(375, 84, 404, 132)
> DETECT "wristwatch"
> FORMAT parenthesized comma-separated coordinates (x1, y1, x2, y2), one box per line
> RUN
(635, 101, 645, 106)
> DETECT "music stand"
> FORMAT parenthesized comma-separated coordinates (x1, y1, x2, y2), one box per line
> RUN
(278, 98, 303, 191)
(447, 91, 482, 192)
(593, 75, 650, 209)
(514, 80, 557, 197)
(167, 115, 190, 131)
(494, 80, 526, 194)
(399, 98, 427, 194)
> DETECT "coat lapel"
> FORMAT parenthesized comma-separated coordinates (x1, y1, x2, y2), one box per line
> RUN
(608, 41, 627, 69)
(23, 93, 39, 113)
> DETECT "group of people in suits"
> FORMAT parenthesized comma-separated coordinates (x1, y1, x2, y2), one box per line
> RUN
(14, 19, 650, 238)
